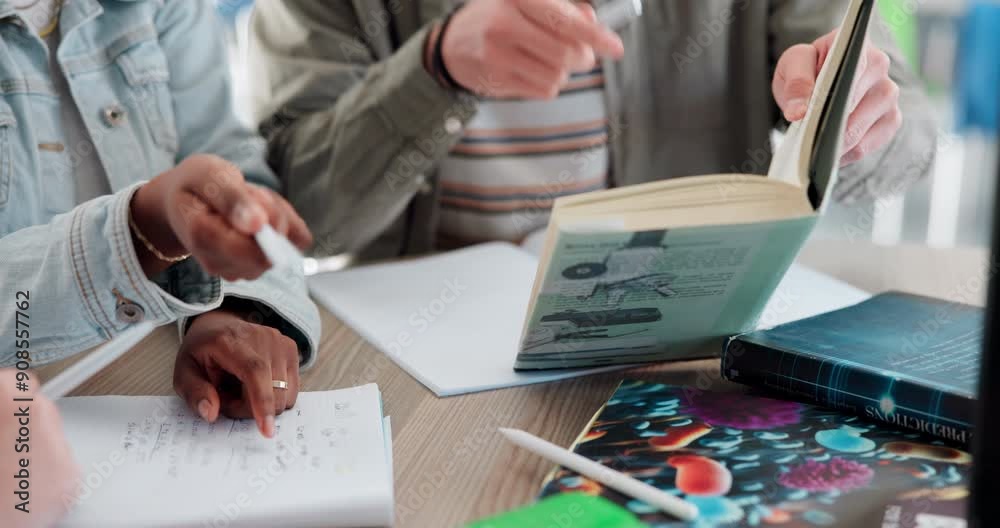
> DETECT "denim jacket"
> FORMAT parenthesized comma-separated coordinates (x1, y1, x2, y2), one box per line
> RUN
(0, 0, 320, 366)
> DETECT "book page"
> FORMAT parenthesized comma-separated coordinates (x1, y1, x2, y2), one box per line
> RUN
(515, 218, 816, 369)
(57, 385, 392, 528)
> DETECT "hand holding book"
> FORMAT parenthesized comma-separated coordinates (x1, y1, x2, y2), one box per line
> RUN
(774, 29, 903, 167)
(514, 0, 879, 370)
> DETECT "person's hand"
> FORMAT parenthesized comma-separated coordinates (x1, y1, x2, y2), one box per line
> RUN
(0, 370, 79, 528)
(439, 0, 624, 98)
(173, 310, 301, 438)
(130, 154, 313, 280)
(772, 29, 903, 166)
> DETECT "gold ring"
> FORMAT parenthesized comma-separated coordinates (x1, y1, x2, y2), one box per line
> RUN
(272, 380, 288, 390)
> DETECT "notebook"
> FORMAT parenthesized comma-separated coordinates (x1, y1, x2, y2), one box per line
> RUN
(57, 384, 393, 527)
(308, 243, 869, 397)
(539, 380, 971, 527)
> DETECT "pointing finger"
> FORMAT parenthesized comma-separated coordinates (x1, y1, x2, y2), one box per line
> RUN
(208, 337, 276, 438)
(519, 0, 624, 59)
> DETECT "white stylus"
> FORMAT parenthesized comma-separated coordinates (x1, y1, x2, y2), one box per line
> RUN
(255, 224, 304, 270)
(499, 427, 699, 521)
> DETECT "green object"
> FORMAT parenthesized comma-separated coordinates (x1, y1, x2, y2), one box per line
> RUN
(878, 0, 920, 69)
(466, 493, 649, 528)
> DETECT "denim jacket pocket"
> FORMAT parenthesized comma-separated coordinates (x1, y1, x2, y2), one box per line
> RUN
(114, 38, 179, 154)
(0, 103, 16, 208)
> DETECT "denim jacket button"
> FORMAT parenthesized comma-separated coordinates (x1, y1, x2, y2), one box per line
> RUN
(115, 302, 145, 323)
(102, 105, 127, 127)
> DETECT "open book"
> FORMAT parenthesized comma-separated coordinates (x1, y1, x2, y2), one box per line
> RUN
(57, 385, 393, 527)
(307, 241, 869, 396)
(514, 0, 876, 369)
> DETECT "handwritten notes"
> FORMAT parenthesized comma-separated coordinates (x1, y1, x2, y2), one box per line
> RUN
(56, 384, 392, 527)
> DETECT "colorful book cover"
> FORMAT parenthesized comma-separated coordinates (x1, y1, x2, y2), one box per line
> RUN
(539, 380, 971, 527)
(722, 292, 982, 445)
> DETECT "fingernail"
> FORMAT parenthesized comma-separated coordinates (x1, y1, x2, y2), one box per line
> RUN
(197, 399, 212, 421)
(263, 414, 276, 438)
(233, 204, 256, 232)
(787, 99, 808, 120)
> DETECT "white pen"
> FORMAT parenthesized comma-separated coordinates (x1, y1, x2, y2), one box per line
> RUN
(255, 224, 305, 270)
(597, 0, 643, 31)
(42, 321, 156, 399)
(499, 427, 699, 521)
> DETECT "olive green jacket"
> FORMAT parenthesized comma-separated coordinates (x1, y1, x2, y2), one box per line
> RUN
(250, 0, 936, 259)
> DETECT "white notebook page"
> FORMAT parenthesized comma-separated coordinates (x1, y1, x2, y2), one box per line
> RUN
(57, 385, 392, 528)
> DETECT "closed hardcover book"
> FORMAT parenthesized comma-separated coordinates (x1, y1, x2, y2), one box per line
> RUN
(722, 292, 982, 445)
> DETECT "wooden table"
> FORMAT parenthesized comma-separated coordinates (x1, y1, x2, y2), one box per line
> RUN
(37, 240, 991, 527)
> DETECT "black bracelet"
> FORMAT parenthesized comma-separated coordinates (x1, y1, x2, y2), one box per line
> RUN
(432, 8, 465, 92)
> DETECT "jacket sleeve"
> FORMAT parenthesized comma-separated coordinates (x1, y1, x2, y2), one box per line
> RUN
(156, 0, 321, 366)
(248, 0, 476, 257)
(0, 185, 223, 366)
(768, 0, 938, 203)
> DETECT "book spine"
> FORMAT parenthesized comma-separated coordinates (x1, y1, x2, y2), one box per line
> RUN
(722, 337, 975, 446)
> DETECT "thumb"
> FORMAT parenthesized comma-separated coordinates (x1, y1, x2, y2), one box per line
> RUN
(174, 355, 221, 423)
(773, 43, 820, 122)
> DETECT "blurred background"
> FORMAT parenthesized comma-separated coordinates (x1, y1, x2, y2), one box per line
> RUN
(813, 0, 999, 249)
(216, 0, 999, 250)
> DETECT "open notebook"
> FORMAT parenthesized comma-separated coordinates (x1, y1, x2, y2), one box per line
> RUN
(57, 384, 393, 527)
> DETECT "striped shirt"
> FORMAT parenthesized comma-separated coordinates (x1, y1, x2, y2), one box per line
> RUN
(436, 66, 610, 244)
